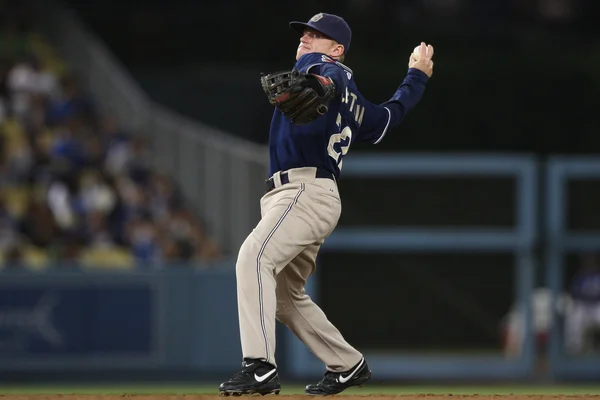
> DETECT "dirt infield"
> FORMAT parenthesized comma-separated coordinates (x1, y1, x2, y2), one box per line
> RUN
(3, 395, 600, 400)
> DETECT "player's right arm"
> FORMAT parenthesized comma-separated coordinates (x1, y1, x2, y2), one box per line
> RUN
(356, 68, 429, 144)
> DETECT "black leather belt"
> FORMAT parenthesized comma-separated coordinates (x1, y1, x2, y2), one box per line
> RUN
(265, 168, 334, 193)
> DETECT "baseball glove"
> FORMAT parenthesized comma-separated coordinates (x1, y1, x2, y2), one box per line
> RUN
(260, 70, 336, 124)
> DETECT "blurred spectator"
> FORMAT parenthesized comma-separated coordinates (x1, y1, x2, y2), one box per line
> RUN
(564, 253, 600, 355)
(149, 172, 180, 221)
(78, 170, 117, 216)
(85, 210, 117, 249)
(18, 199, 58, 248)
(158, 201, 220, 262)
(163, 238, 195, 264)
(125, 210, 160, 265)
(46, 74, 93, 127)
(7, 54, 60, 122)
(46, 172, 78, 231)
(55, 234, 85, 269)
(3, 128, 32, 183)
(500, 287, 570, 359)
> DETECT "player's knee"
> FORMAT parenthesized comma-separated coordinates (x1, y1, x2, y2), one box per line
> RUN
(236, 237, 256, 275)
(237, 231, 262, 257)
(276, 301, 294, 325)
(235, 232, 275, 278)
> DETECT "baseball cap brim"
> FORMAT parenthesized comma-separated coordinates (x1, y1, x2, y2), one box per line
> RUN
(289, 21, 311, 35)
(289, 21, 334, 40)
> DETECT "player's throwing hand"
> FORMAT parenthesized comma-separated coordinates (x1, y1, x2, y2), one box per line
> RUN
(409, 42, 434, 78)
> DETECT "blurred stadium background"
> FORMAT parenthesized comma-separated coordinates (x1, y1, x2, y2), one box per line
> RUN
(0, 0, 600, 392)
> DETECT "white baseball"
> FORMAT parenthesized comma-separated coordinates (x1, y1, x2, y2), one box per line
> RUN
(413, 45, 429, 60)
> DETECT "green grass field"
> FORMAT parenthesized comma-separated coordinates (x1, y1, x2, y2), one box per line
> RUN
(0, 384, 599, 396)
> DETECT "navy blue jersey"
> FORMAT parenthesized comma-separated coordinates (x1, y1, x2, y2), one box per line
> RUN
(268, 52, 430, 178)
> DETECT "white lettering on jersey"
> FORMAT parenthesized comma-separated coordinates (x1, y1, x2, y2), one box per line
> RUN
(327, 126, 352, 170)
(328, 87, 366, 169)
(341, 87, 365, 126)
(327, 113, 352, 170)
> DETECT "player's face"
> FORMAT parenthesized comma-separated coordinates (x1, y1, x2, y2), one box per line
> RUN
(296, 28, 343, 60)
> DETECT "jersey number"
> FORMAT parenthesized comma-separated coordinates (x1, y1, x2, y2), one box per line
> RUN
(327, 126, 352, 170)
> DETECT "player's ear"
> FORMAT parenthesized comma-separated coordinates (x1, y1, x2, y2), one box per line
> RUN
(332, 43, 345, 59)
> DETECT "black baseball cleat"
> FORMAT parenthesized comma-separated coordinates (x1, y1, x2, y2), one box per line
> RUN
(305, 357, 371, 395)
(219, 359, 281, 396)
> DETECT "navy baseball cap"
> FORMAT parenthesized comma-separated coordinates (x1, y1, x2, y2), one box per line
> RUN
(289, 13, 352, 54)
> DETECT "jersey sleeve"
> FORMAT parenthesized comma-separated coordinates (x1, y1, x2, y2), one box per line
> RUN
(356, 68, 429, 144)
(295, 53, 350, 97)
(312, 62, 351, 97)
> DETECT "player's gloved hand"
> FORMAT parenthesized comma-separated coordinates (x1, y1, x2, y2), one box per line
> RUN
(409, 42, 434, 78)
(260, 70, 336, 124)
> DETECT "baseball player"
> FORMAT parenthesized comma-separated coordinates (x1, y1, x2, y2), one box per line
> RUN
(564, 253, 600, 355)
(219, 12, 434, 396)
